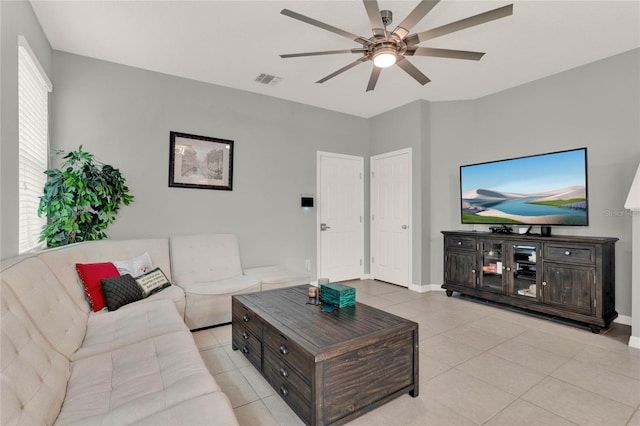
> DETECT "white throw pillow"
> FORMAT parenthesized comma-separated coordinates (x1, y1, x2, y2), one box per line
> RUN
(114, 252, 153, 277)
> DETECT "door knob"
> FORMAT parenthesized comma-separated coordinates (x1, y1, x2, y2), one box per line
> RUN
(320, 223, 331, 231)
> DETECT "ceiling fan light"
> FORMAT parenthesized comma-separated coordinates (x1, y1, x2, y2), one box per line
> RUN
(373, 52, 397, 68)
(372, 44, 397, 68)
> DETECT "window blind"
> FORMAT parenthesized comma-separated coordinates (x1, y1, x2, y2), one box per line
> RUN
(18, 36, 52, 254)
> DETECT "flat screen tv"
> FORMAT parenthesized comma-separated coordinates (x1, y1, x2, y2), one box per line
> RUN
(460, 148, 588, 226)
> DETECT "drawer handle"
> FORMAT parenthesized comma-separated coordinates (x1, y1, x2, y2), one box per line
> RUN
(564, 250, 571, 256)
(242, 346, 249, 354)
(242, 332, 249, 340)
(279, 344, 289, 355)
(280, 367, 289, 378)
(457, 241, 463, 246)
(542, 281, 547, 286)
(279, 386, 288, 397)
(242, 314, 250, 322)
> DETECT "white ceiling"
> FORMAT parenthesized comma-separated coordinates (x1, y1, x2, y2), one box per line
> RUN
(31, 0, 640, 118)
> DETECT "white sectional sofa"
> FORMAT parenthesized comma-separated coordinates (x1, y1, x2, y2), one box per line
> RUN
(171, 233, 309, 329)
(1, 233, 308, 425)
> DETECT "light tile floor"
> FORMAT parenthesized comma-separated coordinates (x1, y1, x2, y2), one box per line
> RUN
(192, 280, 640, 426)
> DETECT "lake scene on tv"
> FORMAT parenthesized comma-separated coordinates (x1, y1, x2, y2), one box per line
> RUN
(461, 149, 588, 225)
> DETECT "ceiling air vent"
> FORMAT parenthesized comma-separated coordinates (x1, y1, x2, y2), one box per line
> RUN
(254, 73, 282, 86)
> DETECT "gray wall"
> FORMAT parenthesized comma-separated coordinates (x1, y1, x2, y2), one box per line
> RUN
(1, 0, 52, 259)
(428, 49, 640, 316)
(50, 51, 369, 276)
(369, 100, 431, 287)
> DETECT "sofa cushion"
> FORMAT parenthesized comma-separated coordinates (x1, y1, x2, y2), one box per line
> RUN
(73, 299, 187, 361)
(76, 262, 120, 311)
(113, 251, 154, 276)
(121, 285, 186, 318)
(1, 283, 71, 426)
(54, 330, 220, 425)
(170, 233, 243, 284)
(133, 393, 238, 426)
(1, 256, 88, 359)
(38, 239, 173, 313)
(244, 265, 310, 291)
(101, 274, 143, 311)
(135, 267, 172, 297)
(180, 275, 261, 329)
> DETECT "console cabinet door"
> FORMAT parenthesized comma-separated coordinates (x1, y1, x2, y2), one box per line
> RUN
(543, 263, 595, 315)
(478, 240, 505, 293)
(507, 243, 540, 300)
(444, 251, 477, 288)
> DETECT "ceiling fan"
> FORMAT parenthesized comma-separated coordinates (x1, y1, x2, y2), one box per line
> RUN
(280, 0, 513, 91)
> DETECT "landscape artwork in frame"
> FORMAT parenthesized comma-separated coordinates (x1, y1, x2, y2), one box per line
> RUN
(169, 131, 234, 190)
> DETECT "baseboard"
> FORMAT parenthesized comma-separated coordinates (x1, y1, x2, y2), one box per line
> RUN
(629, 335, 640, 349)
(613, 314, 631, 326)
(408, 283, 443, 293)
(408, 283, 427, 293)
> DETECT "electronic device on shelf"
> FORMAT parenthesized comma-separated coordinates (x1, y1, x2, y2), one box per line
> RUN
(489, 225, 513, 234)
(459, 148, 589, 227)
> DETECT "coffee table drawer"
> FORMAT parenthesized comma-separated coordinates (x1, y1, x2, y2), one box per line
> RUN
(232, 298, 262, 337)
(264, 348, 311, 422)
(232, 327, 261, 370)
(263, 325, 313, 376)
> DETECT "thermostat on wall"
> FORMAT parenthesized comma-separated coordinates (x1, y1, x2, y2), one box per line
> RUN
(301, 196, 314, 208)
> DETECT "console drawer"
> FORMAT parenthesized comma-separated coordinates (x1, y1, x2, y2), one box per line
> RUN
(263, 325, 313, 376)
(232, 298, 262, 337)
(264, 348, 311, 422)
(544, 244, 595, 265)
(445, 236, 476, 251)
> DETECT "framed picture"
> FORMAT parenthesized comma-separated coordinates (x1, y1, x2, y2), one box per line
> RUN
(169, 131, 234, 191)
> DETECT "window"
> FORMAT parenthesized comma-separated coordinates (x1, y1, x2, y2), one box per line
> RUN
(18, 36, 52, 254)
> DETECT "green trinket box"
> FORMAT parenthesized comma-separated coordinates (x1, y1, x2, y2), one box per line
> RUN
(319, 282, 356, 308)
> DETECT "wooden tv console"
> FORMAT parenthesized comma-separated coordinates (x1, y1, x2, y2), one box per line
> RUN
(441, 231, 618, 333)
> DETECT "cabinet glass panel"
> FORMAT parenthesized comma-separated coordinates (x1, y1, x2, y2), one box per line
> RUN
(481, 242, 503, 293)
(511, 245, 538, 298)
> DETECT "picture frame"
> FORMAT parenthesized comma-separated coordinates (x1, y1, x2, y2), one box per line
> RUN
(169, 131, 234, 191)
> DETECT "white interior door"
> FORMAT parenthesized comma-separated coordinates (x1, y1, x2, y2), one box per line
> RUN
(317, 152, 364, 282)
(371, 149, 411, 287)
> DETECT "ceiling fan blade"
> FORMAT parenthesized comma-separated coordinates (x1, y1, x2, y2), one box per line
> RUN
(280, 49, 365, 59)
(396, 57, 431, 86)
(316, 57, 368, 84)
(363, 0, 384, 36)
(407, 4, 513, 46)
(281, 9, 371, 46)
(406, 47, 485, 61)
(366, 66, 382, 92)
(392, 0, 440, 40)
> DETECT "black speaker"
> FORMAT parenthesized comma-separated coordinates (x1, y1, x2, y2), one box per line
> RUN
(541, 226, 552, 237)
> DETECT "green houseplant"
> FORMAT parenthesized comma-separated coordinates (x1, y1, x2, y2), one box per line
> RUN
(38, 146, 134, 247)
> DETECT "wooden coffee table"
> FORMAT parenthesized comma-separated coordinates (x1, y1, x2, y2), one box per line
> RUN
(232, 285, 418, 426)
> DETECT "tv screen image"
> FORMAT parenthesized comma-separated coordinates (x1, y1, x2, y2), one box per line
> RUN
(460, 148, 588, 226)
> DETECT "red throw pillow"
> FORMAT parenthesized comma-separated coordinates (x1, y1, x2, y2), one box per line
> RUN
(76, 262, 120, 312)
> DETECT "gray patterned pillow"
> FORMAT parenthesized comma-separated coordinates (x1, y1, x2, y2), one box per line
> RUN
(101, 274, 143, 311)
